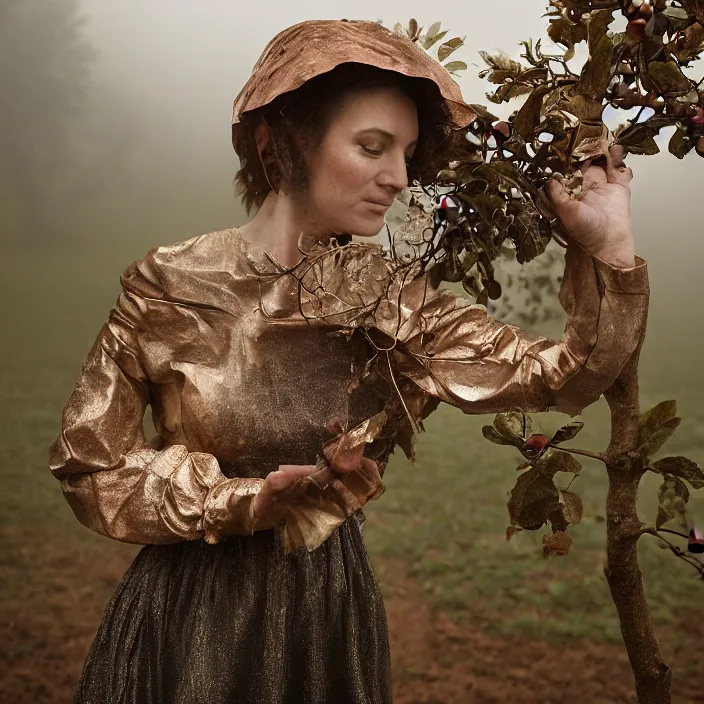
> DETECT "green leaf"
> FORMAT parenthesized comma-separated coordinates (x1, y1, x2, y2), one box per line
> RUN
(549, 420, 585, 446)
(422, 21, 442, 47)
(507, 467, 561, 530)
(438, 37, 464, 62)
(494, 410, 529, 442)
(663, 6, 690, 20)
(656, 474, 690, 529)
(408, 18, 418, 39)
(640, 417, 681, 456)
(651, 456, 704, 490)
(638, 400, 681, 456)
(560, 491, 583, 526)
(422, 29, 448, 50)
(638, 400, 677, 444)
(647, 60, 693, 96)
(444, 60, 468, 73)
(482, 424, 518, 446)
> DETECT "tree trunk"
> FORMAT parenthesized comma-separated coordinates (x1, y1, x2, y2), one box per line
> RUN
(602, 331, 672, 703)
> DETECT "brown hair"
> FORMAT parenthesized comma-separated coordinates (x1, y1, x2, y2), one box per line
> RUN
(233, 62, 459, 214)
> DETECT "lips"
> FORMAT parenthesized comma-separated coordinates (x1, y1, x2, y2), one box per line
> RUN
(365, 199, 393, 208)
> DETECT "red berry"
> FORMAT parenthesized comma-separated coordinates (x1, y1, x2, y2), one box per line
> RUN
(638, 2, 653, 19)
(689, 107, 704, 126)
(627, 18, 647, 39)
(493, 121, 511, 139)
(521, 434, 550, 459)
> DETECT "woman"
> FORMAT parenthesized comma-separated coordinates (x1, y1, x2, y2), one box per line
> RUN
(49, 19, 648, 704)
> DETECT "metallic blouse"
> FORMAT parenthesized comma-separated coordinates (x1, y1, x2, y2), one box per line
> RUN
(48, 228, 649, 552)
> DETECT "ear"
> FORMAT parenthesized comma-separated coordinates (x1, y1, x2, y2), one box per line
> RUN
(254, 121, 271, 158)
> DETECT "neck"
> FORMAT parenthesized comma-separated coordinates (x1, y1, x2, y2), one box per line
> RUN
(237, 189, 335, 268)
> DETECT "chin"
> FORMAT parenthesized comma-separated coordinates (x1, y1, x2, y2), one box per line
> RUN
(346, 216, 386, 238)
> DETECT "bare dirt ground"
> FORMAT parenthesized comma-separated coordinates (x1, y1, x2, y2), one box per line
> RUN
(2, 537, 702, 704)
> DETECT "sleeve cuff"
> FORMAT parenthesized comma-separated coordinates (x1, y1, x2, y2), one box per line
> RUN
(591, 253, 648, 294)
(202, 477, 264, 544)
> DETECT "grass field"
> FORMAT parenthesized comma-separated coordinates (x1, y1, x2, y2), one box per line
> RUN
(2, 236, 703, 702)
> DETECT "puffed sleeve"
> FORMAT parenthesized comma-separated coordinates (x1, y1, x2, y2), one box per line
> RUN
(48, 259, 259, 545)
(391, 241, 649, 417)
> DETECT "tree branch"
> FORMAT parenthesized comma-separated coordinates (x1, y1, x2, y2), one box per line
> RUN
(642, 527, 704, 578)
(553, 445, 608, 463)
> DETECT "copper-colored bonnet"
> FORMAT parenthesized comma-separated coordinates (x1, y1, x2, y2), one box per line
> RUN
(231, 19, 477, 134)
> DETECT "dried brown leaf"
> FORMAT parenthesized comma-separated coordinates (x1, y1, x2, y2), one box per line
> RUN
(668, 129, 693, 160)
(514, 87, 547, 140)
(615, 124, 661, 155)
(542, 531, 573, 557)
(479, 50, 523, 75)
(549, 420, 585, 445)
(506, 525, 524, 541)
(656, 474, 690, 529)
(507, 467, 560, 530)
(574, 9, 615, 101)
(488, 82, 534, 104)
(533, 448, 583, 477)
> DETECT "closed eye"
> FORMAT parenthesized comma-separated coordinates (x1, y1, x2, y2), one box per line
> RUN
(362, 146, 412, 167)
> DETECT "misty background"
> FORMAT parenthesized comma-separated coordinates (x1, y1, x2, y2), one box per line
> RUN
(1, 0, 702, 508)
(2, 4, 704, 699)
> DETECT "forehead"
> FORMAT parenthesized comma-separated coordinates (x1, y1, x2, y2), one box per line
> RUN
(328, 86, 419, 135)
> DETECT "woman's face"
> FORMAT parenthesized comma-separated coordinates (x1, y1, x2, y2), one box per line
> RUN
(300, 86, 419, 237)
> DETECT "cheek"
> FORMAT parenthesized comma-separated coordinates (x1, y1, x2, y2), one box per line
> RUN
(310, 145, 376, 204)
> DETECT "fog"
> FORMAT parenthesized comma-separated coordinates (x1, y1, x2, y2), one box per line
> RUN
(2, 0, 702, 414)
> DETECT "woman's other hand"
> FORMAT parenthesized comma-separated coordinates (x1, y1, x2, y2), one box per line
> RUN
(248, 464, 317, 530)
(545, 144, 636, 268)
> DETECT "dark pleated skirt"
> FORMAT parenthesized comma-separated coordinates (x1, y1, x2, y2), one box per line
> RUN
(75, 517, 391, 704)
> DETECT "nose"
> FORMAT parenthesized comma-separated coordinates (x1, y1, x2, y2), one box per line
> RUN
(377, 152, 409, 195)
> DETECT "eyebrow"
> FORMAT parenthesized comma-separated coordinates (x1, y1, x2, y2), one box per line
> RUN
(355, 127, 418, 148)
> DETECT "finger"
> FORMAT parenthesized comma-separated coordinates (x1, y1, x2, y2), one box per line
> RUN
(278, 464, 317, 475)
(545, 179, 572, 208)
(606, 145, 633, 186)
(609, 144, 626, 167)
(266, 469, 289, 491)
(276, 465, 317, 485)
(360, 457, 381, 475)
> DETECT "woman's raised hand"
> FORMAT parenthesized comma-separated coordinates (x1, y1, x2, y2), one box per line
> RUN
(545, 144, 636, 268)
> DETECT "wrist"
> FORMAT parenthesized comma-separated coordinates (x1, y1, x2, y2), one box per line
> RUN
(572, 232, 635, 269)
(590, 243, 635, 269)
